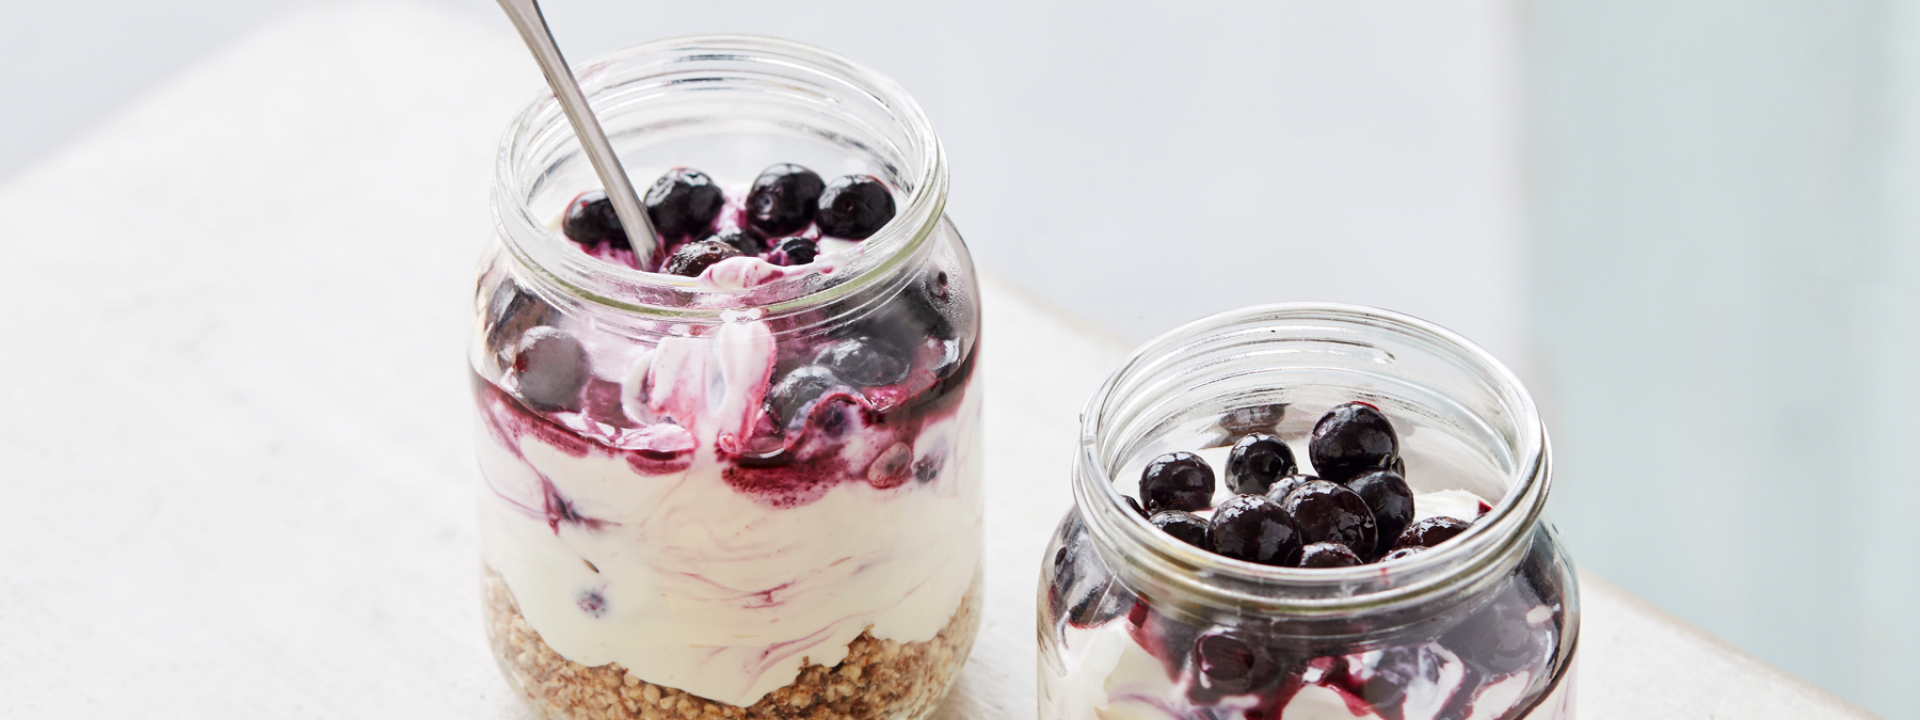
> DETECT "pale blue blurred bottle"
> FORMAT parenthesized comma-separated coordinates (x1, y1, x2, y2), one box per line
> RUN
(1528, 2, 1920, 717)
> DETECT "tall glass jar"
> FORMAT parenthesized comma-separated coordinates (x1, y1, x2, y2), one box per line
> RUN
(1039, 305, 1577, 720)
(471, 36, 982, 720)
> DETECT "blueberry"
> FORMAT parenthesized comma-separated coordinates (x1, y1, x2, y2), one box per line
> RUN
(514, 328, 591, 412)
(764, 366, 846, 432)
(1308, 401, 1400, 482)
(1263, 474, 1314, 506)
(1381, 546, 1427, 562)
(708, 227, 765, 256)
(746, 164, 826, 237)
(1150, 511, 1210, 549)
(1345, 468, 1414, 559)
(1391, 455, 1407, 478)
(644, 168, 726, 239)
(915, 270, 968, 340)
(484, 280, 552, 364)
(914, 454, 944, 483)
(855, 270, 965, 356)
(1394, 516, 1471, 550)
(1441, 584, 1549, 674)
(660, 239, 742, 277)
(1219, 403, 1286, 437)
(770, 236, 819, 266)
(1123, 495, 1150, 520)
(1139, 451, 1215, 513)
(1225, 433, 1297, 495)
(1352, 646, 1425, 710)
(813, 336, 909, 387)
(1065, 577, 1129, 628)
(1192, 629, 1278, 694)
(1296, 542, 1362, 568)
(562, 190, 629, 249)
(816, 175, 896, 239)
(1207, 494, 1304, 566)
(1278, 480, 1377, 556)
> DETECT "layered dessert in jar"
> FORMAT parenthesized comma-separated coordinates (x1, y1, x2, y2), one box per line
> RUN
(1040, 305, 1578, 720)
(473, 37, 981, 720)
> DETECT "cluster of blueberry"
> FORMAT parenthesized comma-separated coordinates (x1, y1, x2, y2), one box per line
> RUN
(562, 163, 897, 276)
(1127, 402, 1473, 568)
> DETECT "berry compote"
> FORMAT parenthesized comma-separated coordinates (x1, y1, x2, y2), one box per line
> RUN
(477, 37, 982, 720)
(1041, 305, 1577, 720)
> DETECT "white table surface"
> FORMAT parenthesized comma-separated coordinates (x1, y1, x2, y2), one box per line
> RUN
(0, 4, 1877, 718)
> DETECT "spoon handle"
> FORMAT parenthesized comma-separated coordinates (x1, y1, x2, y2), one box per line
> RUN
(495, 0, 658, 266)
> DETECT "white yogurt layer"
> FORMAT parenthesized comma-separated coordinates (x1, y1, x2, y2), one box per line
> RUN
(477, 318, 983, 707)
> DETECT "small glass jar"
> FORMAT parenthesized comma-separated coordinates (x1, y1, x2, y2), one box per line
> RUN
(472, 37, 982, 720)
(1039, 305, 1577, 720)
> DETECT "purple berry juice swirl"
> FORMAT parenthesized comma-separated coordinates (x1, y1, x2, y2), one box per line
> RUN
(474, 160, 982, 708)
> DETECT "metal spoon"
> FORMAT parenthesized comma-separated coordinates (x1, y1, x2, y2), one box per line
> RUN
(495, 0, 658, 266)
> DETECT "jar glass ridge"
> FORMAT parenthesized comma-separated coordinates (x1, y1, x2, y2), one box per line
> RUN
(1041, 304, 1578, 720)
(473, 36, 982, 720)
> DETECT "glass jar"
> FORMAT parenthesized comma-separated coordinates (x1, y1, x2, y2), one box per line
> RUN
(1039, 305, 1577, 720)
(471, 36, 982, 720)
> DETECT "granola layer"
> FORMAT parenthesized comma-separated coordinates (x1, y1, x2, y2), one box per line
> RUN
(484, 566, 981, 720)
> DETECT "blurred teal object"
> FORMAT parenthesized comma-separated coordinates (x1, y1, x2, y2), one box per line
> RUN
(1528, 1, 1920, 717)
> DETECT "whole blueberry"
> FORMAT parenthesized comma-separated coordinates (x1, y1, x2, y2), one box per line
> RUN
(1123, 495, 1150, 520)
(764, 366, 845, 432)
(1296, 542, 1363, 568)
(1441, 585, 1549, 674)
(644, 168, 726, 239)
(660, 239, 742, 277)
(745, 164, 826, 237)
(1394, 516, 1471, 550)
(1150, 511, 1211, 549)
(1345, 468, 1415, 559)
(1263, 474, 1315, 506)
(1207, 494, 1304, 566)
(1065, 577, 1129, 628)
(1308, 401, 1400, 482)
(562, 190, 629, 249)
(815, 175, 896, 239)
(770, 236, 819, 266)
(1219, 403, 1286, 437)
(1192, 629, 1278, 694)
(1354, 646, 1427, 710)
(813, 336, 909, 387)
(484, 280, 552, 364)
(1139, 452, 1215, 513)
(1279, 480, 1377, 556)
(514, 328, 591, 412)
(1225, 433, 1297, 495)
(856, 271, 954, 349)
(708, 227, 765, 256)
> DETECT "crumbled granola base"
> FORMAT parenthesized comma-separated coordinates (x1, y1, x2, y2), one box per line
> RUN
(482, 566, 980, 720)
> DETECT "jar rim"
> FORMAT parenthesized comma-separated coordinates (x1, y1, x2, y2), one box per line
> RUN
(490, 34, 948, 320)
(1074, 303, 1552, 616)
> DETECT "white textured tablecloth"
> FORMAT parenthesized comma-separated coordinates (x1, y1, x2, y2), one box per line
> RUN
(0, 3, 1875, 718)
